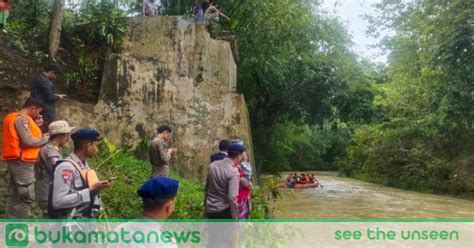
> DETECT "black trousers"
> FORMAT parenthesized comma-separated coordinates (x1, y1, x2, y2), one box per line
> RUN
(207, 208, 232, 219)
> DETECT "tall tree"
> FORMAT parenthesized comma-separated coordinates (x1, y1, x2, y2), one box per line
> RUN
(48, 0, 65, 58)
(337, 0, 474, 193)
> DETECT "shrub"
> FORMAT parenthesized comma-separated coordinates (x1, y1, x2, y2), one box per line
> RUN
(90, 141, 205, 219)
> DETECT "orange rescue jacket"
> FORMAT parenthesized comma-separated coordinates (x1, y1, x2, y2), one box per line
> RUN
(2, 112, 42, 163)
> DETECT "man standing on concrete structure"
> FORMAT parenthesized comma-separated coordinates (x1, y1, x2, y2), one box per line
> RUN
(204, 143, 244, 219)
(35, 120, 74, 216)
(48, 128, 110, 218)
(210, 139, 230, 163)
(2, 98, 50, 218)
(149, 125, 177, 177)
(29, 64, 66, 133)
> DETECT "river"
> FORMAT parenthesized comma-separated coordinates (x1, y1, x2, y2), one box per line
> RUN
(269, 172, 474, 218)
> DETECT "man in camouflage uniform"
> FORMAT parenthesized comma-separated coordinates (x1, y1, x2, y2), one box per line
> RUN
(149, 125, 177, 177)
(35, 120, 74, 216)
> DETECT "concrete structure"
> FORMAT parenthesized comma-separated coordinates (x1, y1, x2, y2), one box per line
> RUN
(0, 16, 253, 180)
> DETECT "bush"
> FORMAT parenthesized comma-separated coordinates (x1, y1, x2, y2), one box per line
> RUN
(90, 141, 205, 219)
(336, 120, 474, 195)
(61, 0, 127, 100)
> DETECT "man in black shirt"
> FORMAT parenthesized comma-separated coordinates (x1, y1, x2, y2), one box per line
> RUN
(29, 64, 66, 133)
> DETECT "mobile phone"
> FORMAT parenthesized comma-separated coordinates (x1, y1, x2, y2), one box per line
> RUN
(108, 176, 118, 182)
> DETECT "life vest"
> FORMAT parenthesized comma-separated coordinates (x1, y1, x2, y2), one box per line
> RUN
(48, 159, 101, 218)
(2, 112, 42, 163)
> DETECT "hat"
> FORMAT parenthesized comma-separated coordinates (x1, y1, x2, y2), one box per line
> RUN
(137, 177, 179, 200)
(43, 64, 62, 74)
(48, 120, 75, 135)
(228, 143, 246, 154)
(231, 139, 244, 146)
(71, 128, 102, 142)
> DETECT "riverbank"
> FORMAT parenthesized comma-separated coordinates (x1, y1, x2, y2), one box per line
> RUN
(270, 171, 474, 219)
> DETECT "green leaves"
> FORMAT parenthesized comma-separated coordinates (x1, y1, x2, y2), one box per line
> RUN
(338, 0, 474, 195)
(90, 143, 206, 219)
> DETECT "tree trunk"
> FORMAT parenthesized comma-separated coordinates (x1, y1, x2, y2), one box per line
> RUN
(255, 110, 281, 178)
(48, 0, 65, 59)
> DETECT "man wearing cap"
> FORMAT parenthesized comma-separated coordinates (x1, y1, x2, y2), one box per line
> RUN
(149, 124, 177, 177)
(48, 128, 110, 218)
(35, 120, 74, 216)
(106, 177, 179, 248)
(2, 98, 50, 218)
(204, 143, 245, 219)
(29, 64, 66, 133)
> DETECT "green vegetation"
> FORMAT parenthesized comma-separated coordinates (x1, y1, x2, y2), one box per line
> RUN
(6, 0, 127, 101)
(90, 142, 205, 219)
(2, 0, 471, 211)
(336, 0, 473, 195)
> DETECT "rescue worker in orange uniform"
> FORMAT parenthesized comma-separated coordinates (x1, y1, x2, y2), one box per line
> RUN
(2, 98, 50, 218)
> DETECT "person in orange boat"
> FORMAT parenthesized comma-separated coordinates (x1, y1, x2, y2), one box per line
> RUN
(304, 174, 311, 183)
(310, 174, 318, 183)
(285, 173, 292, 182)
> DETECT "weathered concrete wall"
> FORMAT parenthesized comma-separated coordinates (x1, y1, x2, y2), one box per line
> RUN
(53, 16, 253, 179)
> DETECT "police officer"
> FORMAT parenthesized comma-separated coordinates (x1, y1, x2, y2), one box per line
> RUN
(137, 176, 179, 219)
(35, 120, 74, 216)
(2, 98, 50, 218)
(149, 125, 177, 177)
(106, 177, 179, 248)
(48, 128, 111, 218)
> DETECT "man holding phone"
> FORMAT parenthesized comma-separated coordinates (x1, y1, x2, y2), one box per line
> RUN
(48, 128, 111, 218)
(29, 64, 66, 133)
(149, 124, 177, 177)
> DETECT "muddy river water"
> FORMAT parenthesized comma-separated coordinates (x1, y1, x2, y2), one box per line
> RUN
(270, 172, 473, 218)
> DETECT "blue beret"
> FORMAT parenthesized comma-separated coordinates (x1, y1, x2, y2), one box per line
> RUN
(138, 177, 179, 200)
(71, 129, 102, 142)
(228, 143, 246, 153)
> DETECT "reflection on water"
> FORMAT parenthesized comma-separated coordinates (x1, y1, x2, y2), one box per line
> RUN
(270, 172, 474, 218)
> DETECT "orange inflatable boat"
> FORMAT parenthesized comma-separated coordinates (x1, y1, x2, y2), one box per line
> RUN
(279, 181, 319, 189)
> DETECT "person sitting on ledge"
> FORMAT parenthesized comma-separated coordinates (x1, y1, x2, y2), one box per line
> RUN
(143, 0, 157, 16)
(204, 1, 230, 22)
